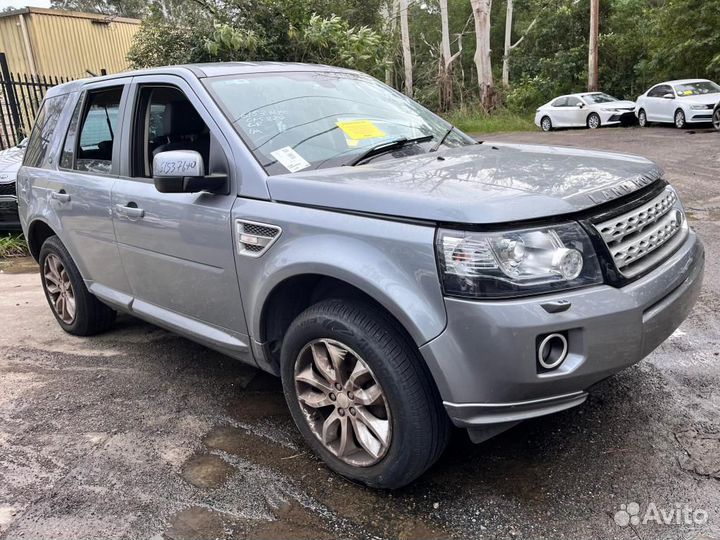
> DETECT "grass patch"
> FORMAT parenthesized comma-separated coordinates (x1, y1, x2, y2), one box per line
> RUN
(0, 233, 29, 258)
(443, 106, 536, 135)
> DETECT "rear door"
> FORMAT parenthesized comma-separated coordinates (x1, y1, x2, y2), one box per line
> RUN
(111, 75, 252, 360)
(29, 80, 132, 303)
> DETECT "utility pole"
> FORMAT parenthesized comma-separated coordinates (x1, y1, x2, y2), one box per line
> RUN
(588, 0, 599, 91)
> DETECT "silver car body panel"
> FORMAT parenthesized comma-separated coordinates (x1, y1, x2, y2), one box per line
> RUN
(16, 63, 704, 441)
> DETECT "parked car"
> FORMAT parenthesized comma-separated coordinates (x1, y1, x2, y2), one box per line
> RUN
(0, 138, 28, 230)
(714, 101, 720, 131)
(18, 63, 704, 488)
(636, 79, 720, 129)
(534, 92, 636, 132)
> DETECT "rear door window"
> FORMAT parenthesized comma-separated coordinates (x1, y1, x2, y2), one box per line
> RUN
(23, 94, 69, 169)
(74, 87, 123, 174)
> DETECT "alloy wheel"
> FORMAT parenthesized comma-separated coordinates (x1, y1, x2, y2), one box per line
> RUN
(294, 338, 392, 467)
(588, 114, 600, 129)
(43, 253, 76, 324)
(541, 117, 551, 132)
(675, 110, 686, 129)
(713, 109, 720, 131)
(639, 111, 647, 127)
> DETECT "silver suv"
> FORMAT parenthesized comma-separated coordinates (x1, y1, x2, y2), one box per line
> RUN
(18, 63, 704, 488)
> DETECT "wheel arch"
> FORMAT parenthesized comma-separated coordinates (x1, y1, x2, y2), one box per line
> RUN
(27, 219, 58, 261)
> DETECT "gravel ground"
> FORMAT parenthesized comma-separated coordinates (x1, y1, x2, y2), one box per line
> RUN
(1, 126, 719, 540)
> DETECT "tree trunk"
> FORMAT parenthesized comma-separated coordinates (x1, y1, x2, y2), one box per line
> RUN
(400, 0, 413, 97)
(588, 0, 599, 91)
(470, 0, 495, 110)
(502, 0, 513, 87)
(384, 0, 400, 86)
(438, 0, 453, 110)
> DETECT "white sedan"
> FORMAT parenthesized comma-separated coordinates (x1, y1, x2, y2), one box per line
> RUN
(534, 92, 636, 132)
(635, 79, 720, 129)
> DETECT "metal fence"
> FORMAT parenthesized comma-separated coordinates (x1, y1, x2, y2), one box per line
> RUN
(0, 52, 73, 150)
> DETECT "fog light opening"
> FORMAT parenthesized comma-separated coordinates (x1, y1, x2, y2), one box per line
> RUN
(538, 333, 568, 370)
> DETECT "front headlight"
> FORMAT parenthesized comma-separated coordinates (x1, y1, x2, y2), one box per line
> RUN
(690, 105, 707, 110)
(436, 223, 603, 299)
(0, 172, 15, 183)
(601, 108, 619, 112)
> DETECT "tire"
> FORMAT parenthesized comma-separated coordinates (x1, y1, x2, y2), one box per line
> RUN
(39, 236, 116, 336)
(540, 116, 553, 132)
(638, 109, 649, 127)
(280, 298, 450, 489)
(674, 109, 687, 129)
(587, 112, 601, 129)
(713, 107, 720, 132)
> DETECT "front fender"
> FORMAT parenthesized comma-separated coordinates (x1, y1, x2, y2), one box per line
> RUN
(231, 199, 447, 348)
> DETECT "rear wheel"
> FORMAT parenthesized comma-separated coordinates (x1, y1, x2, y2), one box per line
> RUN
(39, 236, 116, 336)
(587, 112, 601, 129)
(540, 116, 553, 132)
(280, 299, 450, 489)
(675, 109, 687, 129)
(638, 109, 649, 127)
(713, 107, 720, 132)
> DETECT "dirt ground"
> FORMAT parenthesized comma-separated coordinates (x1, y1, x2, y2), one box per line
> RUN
(1, 126, 719, 540)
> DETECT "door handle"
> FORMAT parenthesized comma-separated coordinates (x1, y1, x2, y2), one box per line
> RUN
(51, 190, 71, 203)
(115, 203, 145, 219)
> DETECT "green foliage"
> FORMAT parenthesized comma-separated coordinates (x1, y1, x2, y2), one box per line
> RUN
(205, 25, 265, 60)
(127, 13, 212, 68)
(0, 234, 28, 258)
(444, 104, 535, 134)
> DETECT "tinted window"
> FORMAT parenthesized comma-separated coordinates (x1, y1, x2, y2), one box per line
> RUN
(552, 97, 567, 107)
(60, 97, 83, 169)
(75, 87, 123, 174)
(23, 94, 69, 169)
(582, 93, 618, 104)
(566, 97, 582, 107)
(132, 86, 211, 178)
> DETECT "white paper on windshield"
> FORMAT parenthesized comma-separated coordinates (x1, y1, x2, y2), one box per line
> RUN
(270, 146, 310, 173)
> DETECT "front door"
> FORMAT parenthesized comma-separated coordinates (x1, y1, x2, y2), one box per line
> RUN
(111, 76, 251, 359)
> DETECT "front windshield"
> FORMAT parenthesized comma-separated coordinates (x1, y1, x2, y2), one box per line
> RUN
(675, 81, 720, 96)
(204, 70, 474, 175)
(582, 93, 618, 104)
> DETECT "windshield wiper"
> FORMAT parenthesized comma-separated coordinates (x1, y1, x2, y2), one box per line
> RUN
(346, 135, 434, 166)
(429, 126, 454, 152)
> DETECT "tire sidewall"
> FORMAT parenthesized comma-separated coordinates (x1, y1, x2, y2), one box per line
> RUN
(541, 116, 552, 132)
(713, 108, 720, 131)
(280, 302, 434, 488)
(638, 110, 647, 127)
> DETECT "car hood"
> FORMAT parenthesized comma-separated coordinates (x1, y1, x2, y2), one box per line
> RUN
(266, 143, 663, 224)
(677, 94, 720, 106)
(0, 146, 25, 174)
(599, 100, 636, 109)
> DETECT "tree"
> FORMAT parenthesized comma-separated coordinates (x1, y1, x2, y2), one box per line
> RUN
(399, 0, 413, 96)
(470, 0, 496, 110)
(438, 0, 463, 110)
(588, 0, 600, 91)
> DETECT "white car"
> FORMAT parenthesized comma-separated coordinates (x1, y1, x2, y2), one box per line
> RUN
(635, 79, 720, 129)
(0, 138, 27, 230)
(534, 92, 637, 132)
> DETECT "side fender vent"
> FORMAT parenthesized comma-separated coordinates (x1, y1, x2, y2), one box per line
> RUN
(235, 219, 282, 258)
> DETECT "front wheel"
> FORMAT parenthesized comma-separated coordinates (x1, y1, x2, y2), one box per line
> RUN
(675, 109, 687, 129)
(638, 109, 649, 127)
(39, 236, 116, 335)
(280, 299, 450, 489)
(587, 112, 601, 129)
(713, 107, 720, 132)
(540, 116, 553, 132)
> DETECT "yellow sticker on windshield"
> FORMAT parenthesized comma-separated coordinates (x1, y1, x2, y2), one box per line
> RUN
(337, 120, 386, 140)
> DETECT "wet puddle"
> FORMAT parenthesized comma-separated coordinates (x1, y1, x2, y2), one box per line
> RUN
(165, 372, 449, 540)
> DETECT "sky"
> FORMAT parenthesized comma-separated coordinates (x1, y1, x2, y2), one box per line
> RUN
(1, 0, 52, 9)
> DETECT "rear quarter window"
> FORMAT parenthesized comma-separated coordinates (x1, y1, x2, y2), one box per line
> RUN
(23, 94, 69, 169)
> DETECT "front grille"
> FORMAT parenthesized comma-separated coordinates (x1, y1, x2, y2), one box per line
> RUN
(594, 187, 688, 278)
(0, 182, 16, 197)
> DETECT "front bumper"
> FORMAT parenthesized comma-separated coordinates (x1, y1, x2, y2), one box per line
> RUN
(420, 231, 704, 432)
(0, 195, 20, 230)
(602, 110, 636, 124)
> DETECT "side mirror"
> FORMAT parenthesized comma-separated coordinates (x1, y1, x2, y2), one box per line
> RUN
(663, 93, 675, 99)
(578, 102, 586, 109)
(152, 150, 227, 194)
